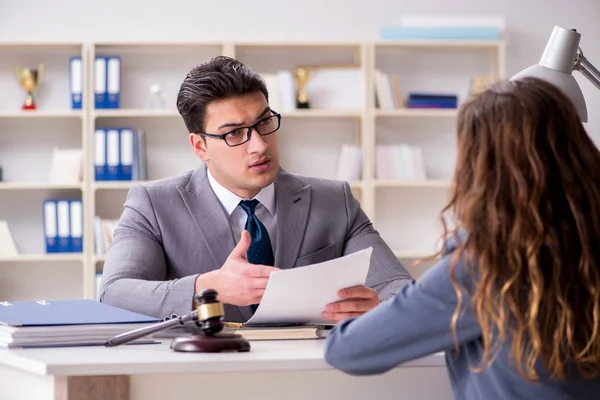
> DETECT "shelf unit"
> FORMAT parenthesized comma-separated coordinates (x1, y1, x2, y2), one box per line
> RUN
(0, 42, 88, 300)
(0, 39, 505, 301)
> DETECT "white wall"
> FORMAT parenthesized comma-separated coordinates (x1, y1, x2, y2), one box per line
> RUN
(0, 0, 598, 136)
(1, 0, 598, 136)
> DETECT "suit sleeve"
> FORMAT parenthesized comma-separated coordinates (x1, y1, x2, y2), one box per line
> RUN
(99, 184, 198, 318)
(341, 182, 413, 300)
(324, 250, 481, 375)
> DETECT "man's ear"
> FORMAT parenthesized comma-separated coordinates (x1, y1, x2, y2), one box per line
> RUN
(189, 133, 209, 162)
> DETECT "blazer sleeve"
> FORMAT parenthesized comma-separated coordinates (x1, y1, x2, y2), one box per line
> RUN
(324, 248, 482, 376)
(341, 182, 413, 300)
(99, 184, 198, 318)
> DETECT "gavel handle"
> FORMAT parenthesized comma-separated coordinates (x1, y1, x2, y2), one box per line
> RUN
(105, 311, 198, 347)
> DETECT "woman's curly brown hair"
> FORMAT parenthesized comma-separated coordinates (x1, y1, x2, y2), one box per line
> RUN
(441, 77, 600, 381)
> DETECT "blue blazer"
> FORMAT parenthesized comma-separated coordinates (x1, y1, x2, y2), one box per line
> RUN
(324, 237, 600, 400)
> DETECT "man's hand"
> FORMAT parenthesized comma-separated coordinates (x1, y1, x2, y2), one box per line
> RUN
(195, 230, 279, 306)
(321, 285, 380, 323)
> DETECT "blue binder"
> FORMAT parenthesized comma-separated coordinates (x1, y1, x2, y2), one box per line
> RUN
(94, 129, 107, 181)
(69, 199, 83, 253)
(119, 128, 134, 180)
(56, 200, 71, 253)
(106, 129, 120, 180)
(94, 56, 107, 109)
(69, 56, 83, 109)
(106, 56, 121, 109)
(0, 299, 159, 327)
(43, 200, 59, 253)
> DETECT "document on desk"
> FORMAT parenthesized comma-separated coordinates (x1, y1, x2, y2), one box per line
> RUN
(245, 247, 373, 326)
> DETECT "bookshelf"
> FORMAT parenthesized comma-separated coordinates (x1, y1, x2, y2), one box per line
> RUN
(0, 42, 88, 300)
(0, 39, 505, 301)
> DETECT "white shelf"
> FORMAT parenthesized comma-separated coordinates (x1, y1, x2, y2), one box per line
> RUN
(92, 181, 147, 191)
(0, 110, 83, 119)
(375, 109, 458, 118)
(0, 40, 505, 300)
(0, 254, 84, 263)
(281, 110, 362, 118)
(93, 109, 180, 118)
(0, 182, 83, 191)
(374, 180, 450, 188)
(375, 39, 504, 48)
(235, 41, 362, 48)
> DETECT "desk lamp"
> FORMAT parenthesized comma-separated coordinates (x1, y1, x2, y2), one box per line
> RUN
(510, 25, 600, 123)
(105, 289, 251, 352)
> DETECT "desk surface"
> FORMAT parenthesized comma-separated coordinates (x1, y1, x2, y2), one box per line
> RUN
(0, 339, 446, 377)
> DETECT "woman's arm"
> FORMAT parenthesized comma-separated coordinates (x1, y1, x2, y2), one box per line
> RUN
(324, 250, 482, 376)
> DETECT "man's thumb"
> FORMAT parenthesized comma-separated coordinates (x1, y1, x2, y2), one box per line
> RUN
(232, 230, 251, 258)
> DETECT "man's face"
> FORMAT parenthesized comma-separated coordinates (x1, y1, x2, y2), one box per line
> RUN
(189, 91, 280, 198)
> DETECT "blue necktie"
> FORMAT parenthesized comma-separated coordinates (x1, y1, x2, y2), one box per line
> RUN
(239, 199, 274, 313)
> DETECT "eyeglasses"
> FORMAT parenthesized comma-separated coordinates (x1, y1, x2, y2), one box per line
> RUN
(196, 111, 281, 147)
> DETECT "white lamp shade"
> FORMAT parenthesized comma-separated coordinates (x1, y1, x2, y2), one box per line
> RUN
(510, 64, 588, 123)
(510, 26, 588, 123)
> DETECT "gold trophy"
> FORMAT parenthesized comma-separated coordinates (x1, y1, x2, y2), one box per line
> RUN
(294, 67, 311, 109)
(15, 64, 43, 110)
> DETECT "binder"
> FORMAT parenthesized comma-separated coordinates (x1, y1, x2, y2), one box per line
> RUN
(0, 299, 160, 348)
(69, 56, 83, 109)
(57, 200, 71, 253)
(0, 299, 159, 327)
(106, 56, 121, 109)
(94, 129, 107, 181)
(94, 56, 107, 109)
(119, 128, 134, 180)
(69, 200, 83, 253)
(43, 200, 59, 253)
(106, 129, 120, 181)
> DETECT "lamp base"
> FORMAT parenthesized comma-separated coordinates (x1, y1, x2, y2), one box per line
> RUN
(170, 333, 251, 353)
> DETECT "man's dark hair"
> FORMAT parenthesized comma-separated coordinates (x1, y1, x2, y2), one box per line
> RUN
(176, 56, 269, 134)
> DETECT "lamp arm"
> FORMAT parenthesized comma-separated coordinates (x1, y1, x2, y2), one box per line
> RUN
(575, 50, 600, 91)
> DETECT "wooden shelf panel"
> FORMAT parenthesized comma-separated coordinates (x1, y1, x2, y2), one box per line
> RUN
(0, 254, 84, 262)
(92, 181, 147, 190)
(281, 110, 362, 118)
(0, 183, 83, 191)
(0, 110, 83, 119)
(374, 180, 451, 188)
(93, 109, 180, 118)
(375, 109, 458, 118)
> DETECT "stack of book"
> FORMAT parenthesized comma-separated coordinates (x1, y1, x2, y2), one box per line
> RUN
(94, 216, 120, 255)
(379, 15, 505, 40)
(0, 299, 160, 348)
(406, 92, 458, 109)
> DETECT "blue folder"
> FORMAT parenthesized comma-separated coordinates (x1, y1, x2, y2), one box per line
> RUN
(0, 299, 160, 327)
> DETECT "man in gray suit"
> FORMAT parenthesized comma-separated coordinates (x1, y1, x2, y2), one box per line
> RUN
(100, 56, 412, 323)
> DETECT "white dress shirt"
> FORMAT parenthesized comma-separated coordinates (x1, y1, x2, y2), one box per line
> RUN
(207, 169, 277, 253)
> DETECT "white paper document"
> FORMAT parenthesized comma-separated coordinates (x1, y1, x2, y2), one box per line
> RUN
(245, 247, 373, 326)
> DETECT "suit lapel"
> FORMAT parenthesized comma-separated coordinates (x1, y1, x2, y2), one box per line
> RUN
(274, 169, 312, 270)
(177, 166, 236, 273)
(176, 166, 253, 322)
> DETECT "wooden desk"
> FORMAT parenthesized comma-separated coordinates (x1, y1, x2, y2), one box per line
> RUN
(0, 340, 452, 400)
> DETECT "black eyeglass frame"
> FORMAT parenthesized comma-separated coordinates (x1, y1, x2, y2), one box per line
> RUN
(194, 111, 281, 147)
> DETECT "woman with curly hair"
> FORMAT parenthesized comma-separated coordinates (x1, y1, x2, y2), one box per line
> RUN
(324, 77, 600, 399)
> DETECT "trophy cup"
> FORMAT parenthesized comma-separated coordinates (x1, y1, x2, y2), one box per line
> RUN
(15, 64, 44, 110)
(294, 67, 311, 109)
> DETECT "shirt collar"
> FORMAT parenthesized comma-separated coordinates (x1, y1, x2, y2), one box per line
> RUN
(207, 168, 276, 216)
